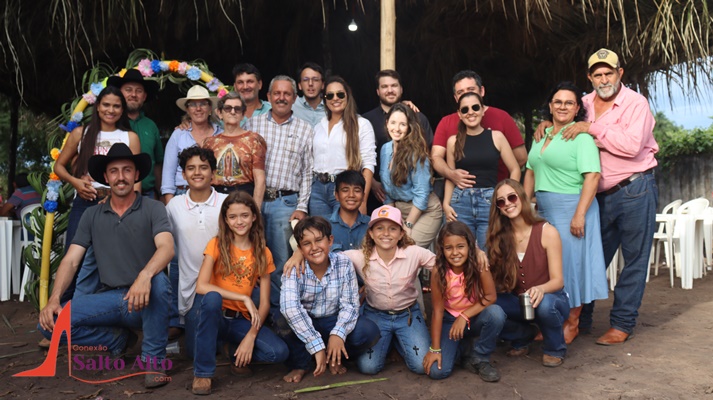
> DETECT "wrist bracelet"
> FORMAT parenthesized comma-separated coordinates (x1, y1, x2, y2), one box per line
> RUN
(459, 313, 471, 330)
(428, 346, 441, 353)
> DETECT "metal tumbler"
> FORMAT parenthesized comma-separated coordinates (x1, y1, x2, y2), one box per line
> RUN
(519, 292, 535, 321)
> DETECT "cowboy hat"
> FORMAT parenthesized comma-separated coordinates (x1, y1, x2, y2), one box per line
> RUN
(175, 85, 218, 111)
(106, 69, 159, 101)
(87, 143, 152, 186)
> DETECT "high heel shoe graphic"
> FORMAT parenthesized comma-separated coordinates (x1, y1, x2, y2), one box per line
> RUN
(14, 301, 72, 378)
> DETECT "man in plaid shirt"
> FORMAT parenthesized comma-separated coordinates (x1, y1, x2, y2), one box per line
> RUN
(278, 217, 379, 383)
(246, 75, 314, 309)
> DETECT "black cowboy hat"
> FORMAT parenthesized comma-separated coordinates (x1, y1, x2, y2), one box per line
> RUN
(88, 143, 152, 186)
(106, 69, 159, 101)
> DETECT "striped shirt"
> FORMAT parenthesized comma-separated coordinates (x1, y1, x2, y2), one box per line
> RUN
(280, 252, 360, 355)
(246, 112, 314, 212)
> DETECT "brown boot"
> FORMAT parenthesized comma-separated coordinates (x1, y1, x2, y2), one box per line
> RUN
(563, 306, 582, 345)
(192, 377, 212, 395)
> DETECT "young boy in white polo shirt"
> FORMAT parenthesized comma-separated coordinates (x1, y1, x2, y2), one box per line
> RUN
(166, 146, 227, 358)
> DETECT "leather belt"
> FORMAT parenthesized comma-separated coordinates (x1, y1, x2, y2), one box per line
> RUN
(264, 188, 298, 201)
(314, 172, 337, 184)
(601, 168, 655, 196)
(222, 308, 239, 319)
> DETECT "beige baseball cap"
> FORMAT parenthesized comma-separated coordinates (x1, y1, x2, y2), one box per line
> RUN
(587, 48, 620, 70)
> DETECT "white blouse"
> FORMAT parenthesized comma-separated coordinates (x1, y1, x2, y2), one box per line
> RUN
(312, 116, 376, 174)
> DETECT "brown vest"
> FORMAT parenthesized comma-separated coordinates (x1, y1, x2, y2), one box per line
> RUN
(514, 222, 551, 295)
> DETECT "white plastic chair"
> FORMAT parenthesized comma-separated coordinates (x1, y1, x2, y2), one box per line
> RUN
(672, 198, 710, 288)
(607, 247, 624, 291)
(649, 199, 682, 286)
(18, 204, 41, 302)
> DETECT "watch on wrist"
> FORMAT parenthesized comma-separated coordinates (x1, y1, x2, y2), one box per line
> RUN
(404, 221, 414, 229)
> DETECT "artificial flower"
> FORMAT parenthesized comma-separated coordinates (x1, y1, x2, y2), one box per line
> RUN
(187, 67, 201, 81)
(60, 121, 80, 132)
(137, 59, 153, 77)
(207, 78, 222, 92)
(82, 93, 96, 105)
(50, 148, 60, 160)
(90, 82, 104, 96)
(151, 60, 162, 74)
(168, 60, 179, 72)
(49, 172, 59, 181)
(46, 191, 58, 201)
(218, 88, 229, 98)
(159, 61, 169, 71)
(47, 180, 61, 191)
(43, 200, 58, 213)
(71, 112, 83, 122)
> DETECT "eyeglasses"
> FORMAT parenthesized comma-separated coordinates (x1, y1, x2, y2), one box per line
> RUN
(551, 100, 577, 109)
(187, 101, 211, 109)
(496, 193, 519, 209)
(459, 104, 482, 114)
(302, 77, 322, 83)
(222, 105, 243, 114)
(324, 91, 346, 100)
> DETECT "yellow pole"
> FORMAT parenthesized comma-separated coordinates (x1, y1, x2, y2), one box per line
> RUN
(380, 0, 396, 70)
(39, 213, 55, 309)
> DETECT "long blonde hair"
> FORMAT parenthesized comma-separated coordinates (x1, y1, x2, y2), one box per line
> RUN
(325, 76, 362, 171)
(216, 191, 268, 284)
(486, 179, 545, 292)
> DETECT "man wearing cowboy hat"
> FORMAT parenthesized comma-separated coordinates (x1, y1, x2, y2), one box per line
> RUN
(39, 143, 175, 388)
(107, 69, 164, 199)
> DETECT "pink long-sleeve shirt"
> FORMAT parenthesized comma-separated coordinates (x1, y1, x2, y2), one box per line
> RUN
(583, 85, 658, 192)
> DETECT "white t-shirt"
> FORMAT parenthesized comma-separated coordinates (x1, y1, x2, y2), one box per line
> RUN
(78, 129, 130, 189)
(165, 188, 227, 317)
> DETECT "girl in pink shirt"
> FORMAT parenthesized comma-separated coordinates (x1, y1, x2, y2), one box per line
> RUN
(422, 221, 505, 382)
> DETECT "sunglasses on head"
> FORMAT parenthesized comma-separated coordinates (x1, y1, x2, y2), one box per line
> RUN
(459, 104, 482, 114)
(496, 193, 519, 209)
(324, 91, 346, 100)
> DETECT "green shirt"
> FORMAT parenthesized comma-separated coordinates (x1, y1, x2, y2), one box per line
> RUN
(526, 123, 601, 194)
(129, 112, 164, 191)
(241, 100, 272, 127)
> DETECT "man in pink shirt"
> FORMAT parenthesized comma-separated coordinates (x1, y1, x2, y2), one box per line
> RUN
(556, 48, 658, 345)
(431, 70, 527, 193)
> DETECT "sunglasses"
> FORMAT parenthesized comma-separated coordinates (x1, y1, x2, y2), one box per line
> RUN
(496, 193, 519, 209)
(325, 91, 347, 100)
(459, 104, 482, 114)
(222, 105, 243, 114)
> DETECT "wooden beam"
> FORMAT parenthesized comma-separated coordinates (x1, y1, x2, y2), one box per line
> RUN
(380, 0, 395, 70)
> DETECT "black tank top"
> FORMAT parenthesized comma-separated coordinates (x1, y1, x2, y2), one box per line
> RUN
(454, 129, 499, 188)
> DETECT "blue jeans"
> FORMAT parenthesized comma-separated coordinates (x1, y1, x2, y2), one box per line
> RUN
(183, 297, 201, 359)
(428, 305, 506, 380)
(73, 246, 101, 298)
(262, 193, 298, 309)
(581, 173, 658, 334)
(497, 290, 569, 358)
(39, 272, 171, 359)
(273, 312, 380, 371)
(309, 179, 338, 220)
(357, 303, 431, 375)
(168, 255, 181, 328)
(450, 187, 494, 250)
(193, 292, 288, 377)
(61, 196, 101, 303)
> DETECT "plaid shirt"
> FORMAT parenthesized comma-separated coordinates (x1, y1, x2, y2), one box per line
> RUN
(246, 112, 314, 212)
(280, 252, 360, 355)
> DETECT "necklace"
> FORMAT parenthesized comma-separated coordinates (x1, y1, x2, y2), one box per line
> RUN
(516, 226, 533, 244)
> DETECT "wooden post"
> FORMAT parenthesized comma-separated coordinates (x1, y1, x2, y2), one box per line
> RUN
(380, 0, 395, 70)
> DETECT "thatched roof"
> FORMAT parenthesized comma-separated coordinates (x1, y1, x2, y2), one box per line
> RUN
(1, 0, 711, 134)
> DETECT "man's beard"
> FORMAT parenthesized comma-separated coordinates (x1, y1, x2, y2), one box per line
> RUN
(595, 79, 621, 100)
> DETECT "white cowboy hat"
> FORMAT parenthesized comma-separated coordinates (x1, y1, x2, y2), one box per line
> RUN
(175, 85, 218, 111)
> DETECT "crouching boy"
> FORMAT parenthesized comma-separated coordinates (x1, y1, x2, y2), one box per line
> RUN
(277, 216, 380, 383)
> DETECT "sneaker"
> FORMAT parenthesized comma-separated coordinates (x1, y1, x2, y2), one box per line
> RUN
(471, 361, 500, 382)
(145, 369, 169, 388)
(192, 377, 212, 395)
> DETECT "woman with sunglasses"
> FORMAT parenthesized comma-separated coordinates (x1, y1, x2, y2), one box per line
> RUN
(487, 179, 568, 367)
(162, 85, 223, 204)
(443, 92, 520, 250)
(523, 82, 607, 345)
(310, 76, 376, 218)
(203, 92, 266, 208)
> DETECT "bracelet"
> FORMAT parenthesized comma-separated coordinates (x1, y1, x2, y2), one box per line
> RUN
(459, 313, 471, 330)
(428, 346, 441, 353)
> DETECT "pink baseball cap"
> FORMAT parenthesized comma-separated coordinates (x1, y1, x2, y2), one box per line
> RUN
(368, 205, 403, 228)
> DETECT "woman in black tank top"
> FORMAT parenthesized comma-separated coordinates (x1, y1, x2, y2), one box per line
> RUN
(443, 93, 521, 250)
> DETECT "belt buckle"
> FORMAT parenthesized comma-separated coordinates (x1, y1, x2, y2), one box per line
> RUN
(265, 188, 278, 201)
(222, 309, 236, 319)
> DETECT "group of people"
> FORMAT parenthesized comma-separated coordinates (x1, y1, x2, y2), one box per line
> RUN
(36, 47, 659, 394)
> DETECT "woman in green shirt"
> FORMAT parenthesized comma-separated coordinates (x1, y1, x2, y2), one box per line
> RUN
(524, 82, 608, 345)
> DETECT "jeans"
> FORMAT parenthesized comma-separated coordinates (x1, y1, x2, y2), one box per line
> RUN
(39, 272, 171, 359)
(450, 187, 494, 250)
(193, 292, 289, 377)
(73, 246, 101, 298)
(581, 173, 658, 334)
(309, 179, 338, 220)
(262, 193, 298, 309)
(497, 290, 569, 358)
(428, 305, 506, 380)
(61, 196, 102, 303)
(169, 255, 181, 328)
(273, 312, 380, 371)
(357, 303, 431, 375)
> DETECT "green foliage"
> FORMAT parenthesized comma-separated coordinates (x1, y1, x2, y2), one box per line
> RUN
(653, 112, 713, 169)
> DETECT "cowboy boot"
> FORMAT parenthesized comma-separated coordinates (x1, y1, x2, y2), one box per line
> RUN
(563, 305, 582, 344)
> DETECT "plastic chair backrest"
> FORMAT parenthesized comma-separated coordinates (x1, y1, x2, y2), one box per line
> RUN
(19, 204, 41, 244)
(657, 199, 682, 234)
(677, 198, 710, 216)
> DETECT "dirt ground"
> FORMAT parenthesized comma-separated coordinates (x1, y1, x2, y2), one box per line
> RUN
(1, 268, 712, 400)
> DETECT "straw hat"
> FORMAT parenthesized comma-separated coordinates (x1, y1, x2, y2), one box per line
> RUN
(175, 85, 218, 111)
